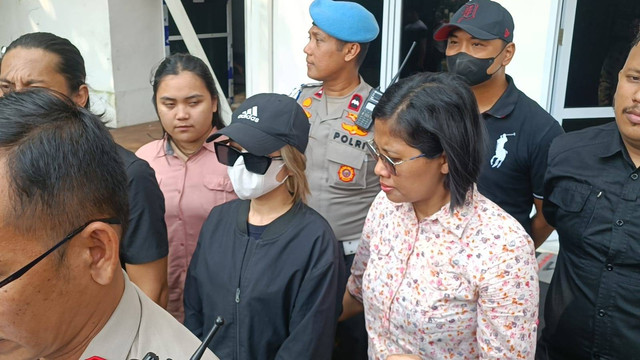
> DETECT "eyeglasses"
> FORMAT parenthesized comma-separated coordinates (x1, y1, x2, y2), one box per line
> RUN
(365, 139, 430, 176)
(214, 141, 283, 175)
(0, 217, 121, 289)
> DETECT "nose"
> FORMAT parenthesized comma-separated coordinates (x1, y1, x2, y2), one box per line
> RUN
(373, 156, 390, 178)
(303, 40, 312, 55)
(176, 104, 189, 120)
(633, 84, 640, 104)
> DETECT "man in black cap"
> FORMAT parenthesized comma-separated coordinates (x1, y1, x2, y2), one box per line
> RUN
(294, 1, 380, 359)
(434, 0, 564, 248)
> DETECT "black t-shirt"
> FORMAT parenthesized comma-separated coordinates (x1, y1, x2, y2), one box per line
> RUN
(247, 222, 268, 241)
(117, 145, 169, 265)
(476, 76, 564, 234)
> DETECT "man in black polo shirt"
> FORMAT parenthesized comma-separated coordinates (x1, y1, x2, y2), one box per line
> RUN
(434, 0, 564, 247)
(537, 32, 640, 360)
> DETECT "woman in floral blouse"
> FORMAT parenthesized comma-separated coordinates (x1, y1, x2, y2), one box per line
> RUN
(341, 72, 539, 360)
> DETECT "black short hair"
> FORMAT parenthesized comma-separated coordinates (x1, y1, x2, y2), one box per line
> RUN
(336, 41, 370, 68)
(633, 26, 640, 47)
(0, 89, 128, 245)
(5, 32, 90, 110)
(151, 53, 225, 130)
(372, 72, 486, 211)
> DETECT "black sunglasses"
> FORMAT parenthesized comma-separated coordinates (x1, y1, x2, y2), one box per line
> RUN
(0, 217, 121, 289)
(214, 141, 283, 175)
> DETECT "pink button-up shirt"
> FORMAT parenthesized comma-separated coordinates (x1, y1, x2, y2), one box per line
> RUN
(348, 189, 539, 359)
(136, 134, 236, 322)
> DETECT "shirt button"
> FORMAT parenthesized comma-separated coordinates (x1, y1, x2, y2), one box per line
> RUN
(632, 173, 639, 180)
(616, 219, 624, 226)
(598, 309, 606, 317)
(606, 264, 613, 271)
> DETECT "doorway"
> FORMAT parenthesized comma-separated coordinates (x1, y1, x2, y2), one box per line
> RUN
(551, 0, 640, 131)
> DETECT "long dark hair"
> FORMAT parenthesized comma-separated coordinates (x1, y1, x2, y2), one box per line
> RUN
(6, 32, 91, 109)
(372, 71, 486, 211)
(151, 53, 224, 130)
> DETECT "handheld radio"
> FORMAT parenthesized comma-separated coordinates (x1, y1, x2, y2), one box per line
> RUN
(355, 41, 417, 131)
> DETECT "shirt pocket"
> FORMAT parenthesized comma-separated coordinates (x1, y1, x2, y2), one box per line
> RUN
(547, 180, 597, 242)
(202, 175, 235, 212)
(203, 175, 234, 193)
(326, 143, 368, 189)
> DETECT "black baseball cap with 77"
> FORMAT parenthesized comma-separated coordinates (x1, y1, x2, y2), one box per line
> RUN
(207, 93, 310, 156)
(433, 0, 514, 43)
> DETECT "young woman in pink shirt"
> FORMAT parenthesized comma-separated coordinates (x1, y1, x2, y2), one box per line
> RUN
(136, 54, 236, 322)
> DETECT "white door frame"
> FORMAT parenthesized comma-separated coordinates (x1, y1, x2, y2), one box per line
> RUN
(550, 0, 615, 124)
(379, 0, 402, 91)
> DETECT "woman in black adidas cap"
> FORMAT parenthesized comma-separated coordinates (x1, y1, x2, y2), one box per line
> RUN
(183, 93, 345, 360)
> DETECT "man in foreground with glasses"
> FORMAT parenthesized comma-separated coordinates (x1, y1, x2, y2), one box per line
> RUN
(0, 89, 218, 359)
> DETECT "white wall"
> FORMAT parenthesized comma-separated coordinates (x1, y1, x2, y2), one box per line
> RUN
(245, 0, 313, 97)
(0, 0, 164, 127)
(272, 0, 314, 95)
(497, 0, 561, 111)
(0, 0, 116, 123)
(108, 0, 165, 127)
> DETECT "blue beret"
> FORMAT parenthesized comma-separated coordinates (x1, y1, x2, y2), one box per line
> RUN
(309, 0, 379, 43)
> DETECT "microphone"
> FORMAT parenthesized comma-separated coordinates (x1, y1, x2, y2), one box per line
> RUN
(189, 316, 225, 360)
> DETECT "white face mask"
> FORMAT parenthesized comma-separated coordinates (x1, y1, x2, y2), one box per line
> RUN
(227, 156, 288, 200)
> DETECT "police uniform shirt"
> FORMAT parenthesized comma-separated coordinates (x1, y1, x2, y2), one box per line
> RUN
(477, 75, 564, 234)
(297, 78, 381, 252)
(81, 272, 219, 360)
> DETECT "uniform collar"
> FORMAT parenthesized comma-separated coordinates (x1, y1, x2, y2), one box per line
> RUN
(484, 75, 518, 119)
(80, 272, 139, 360)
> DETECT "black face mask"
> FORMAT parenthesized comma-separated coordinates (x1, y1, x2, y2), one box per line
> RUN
(446, 45, 507, 86)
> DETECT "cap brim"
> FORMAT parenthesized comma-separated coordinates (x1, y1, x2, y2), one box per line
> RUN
(206, 123, 286, 157)
(433, 23, 499, 41)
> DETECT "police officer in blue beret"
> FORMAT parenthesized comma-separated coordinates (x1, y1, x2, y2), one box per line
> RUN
(295, 1, 379, 359)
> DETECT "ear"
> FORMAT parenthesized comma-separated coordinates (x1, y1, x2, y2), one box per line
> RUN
(276, 163, 291, 182)
(83, 221, 121, 286)
(343, 42, 361, 63)
(72, 84, 90, 108)
(501, 42, 516, 66)
(211, 95, 219, 114)
(440, 153, 449, 175)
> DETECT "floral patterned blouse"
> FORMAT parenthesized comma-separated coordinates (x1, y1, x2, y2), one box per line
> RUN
(347, 189, 539, 359)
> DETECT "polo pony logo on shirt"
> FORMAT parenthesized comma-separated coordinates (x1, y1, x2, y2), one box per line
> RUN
(490, 133, 515, 168)
(238, 106, 259, 122)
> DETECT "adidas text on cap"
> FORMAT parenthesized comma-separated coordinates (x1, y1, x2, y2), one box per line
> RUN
(433, 0, 514, 43)
(207, 93, 310, 156)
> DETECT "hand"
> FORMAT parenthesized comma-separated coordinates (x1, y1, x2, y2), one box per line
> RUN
(387, 355, 422, 360)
